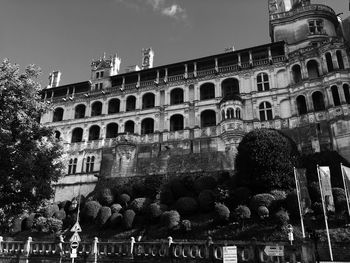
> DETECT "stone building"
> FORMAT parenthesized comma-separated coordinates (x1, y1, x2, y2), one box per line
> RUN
(40, 0, 350, 201)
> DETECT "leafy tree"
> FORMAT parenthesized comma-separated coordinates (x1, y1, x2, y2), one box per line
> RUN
(235, 129, 300, 193)
(0, 59, 63, 223)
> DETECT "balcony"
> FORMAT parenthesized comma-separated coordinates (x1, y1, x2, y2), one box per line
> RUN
(270, 4, 336, 21)
(162, 129, 191, 141)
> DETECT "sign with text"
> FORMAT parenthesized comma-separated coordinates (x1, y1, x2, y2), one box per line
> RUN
(264, 245, 284, 257)
(70, 248, 77, 258)
(223, 246, 237, 263)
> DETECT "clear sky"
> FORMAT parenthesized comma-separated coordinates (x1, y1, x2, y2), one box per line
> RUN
(0, 0, 349, 87)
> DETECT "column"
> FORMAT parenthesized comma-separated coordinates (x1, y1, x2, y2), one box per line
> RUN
(120, 96, 126, 112)
(215, 58, 219, 73)
(194, 62, 197, 77)
(156, 70, 160, 83)
(339, 85, 346, 103)
(137, 73, 141, 87)
(136, 93, 141, 110)
(122, 76, 125, 90)
(164, 68, 168, 82)
(268, 47, 272, 62)
(249, 50, 253, 65)
(238, 53, 241, 67)
(184, 64, 188, 79)
(215, 79, 221, 98)
(307, 94, 314, 111)
(155, 91, 160, 107)
(331, 51, 339, 70)
(301, 60, 308, 79)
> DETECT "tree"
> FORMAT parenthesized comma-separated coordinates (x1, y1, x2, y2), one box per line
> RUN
(235, 129, 300, 193)
(0, 59, 63, 223)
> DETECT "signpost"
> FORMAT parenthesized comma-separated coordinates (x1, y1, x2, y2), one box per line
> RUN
(264, 246, 284, 257)
(223, 246, 238, 263)
(70, 221, 82, 262)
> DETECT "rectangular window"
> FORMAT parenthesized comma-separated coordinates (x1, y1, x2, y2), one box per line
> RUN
(309, 20, 324, 34)
(100, 71, 104, 78)
(99, 83, 103, 90)
(96, 72, 99, 79)
(95, 83, 98, 90)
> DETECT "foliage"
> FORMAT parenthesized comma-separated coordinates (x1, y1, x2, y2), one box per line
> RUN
(214, 203, 230, 223)
(109, 213, 123, 228)
(148, 203, 163, 221)
(98, 188, 114, 206)
(198, 190, 215, 212)
(10, 215, 26, 234)
(130, 198, 152, 214)
(169, 178, 192, 199)
(257, 206, 269, 219)
(235, 129, 300, 192)
(308, 181, 321, 202)
(235, 205, 251, 220)
(285, 191, 299, 218)
(111, 204, 123, 214)
(42, 204, 59, 218)
(46, 217, 63, 233)
(82, 201, 101, 222)
(274, 210, 289, 227)
(118, 194, 130, 207)
(161, 210, 180, 229)
(269, 190, 287, 200)
(53, 209, 66, 221)
(34, 216, 49, 232)
(97, 206, 112, 226)
(0, 59, 64, 219)
(22, 213, 36, 230)
(132, 181, 147, 198)
(332, 188, 347, 212)
(249, 194, 275, 214)
(160, 186, 175, 206)
(123, 209, 136, 229)
(228, 187, 252, 208)
(175, 197, 198, 215)
(194, 176, 217, 193)
(269, 190, 287, 212)
(181, 219, 191, 232)
(312, 202, 323, 216)
(144, 174, 163, 199)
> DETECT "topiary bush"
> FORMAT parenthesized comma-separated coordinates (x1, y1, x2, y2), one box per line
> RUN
(123, 209, 136, 230)
(332, 188, 347, 212)
(82, 201, 101, 222)
(46, 217, 63, 233)
(249, 194, 275, 214)
(148, 203, 163, 221)
(198, 190, 215, 212)
(181, 219, 191, 232)
(175, 197, 198, 215)
(97, 206, 112, 227)
(214, 203, 230, 223)
(111, 204, 123, 214)
(160, 186, 175, 206)
(42, 204, 60, 218)
(270, 190, 287, 213)
(130, 198, 152, 214)
(34, 216, 49, 233)
(194, 176, 217, 194)
(275, 210, 289, 227)
(53, 209, 66, 221)
(235, 205, 251, 221)
(109, 213, 123, 228)
(22, 213, 36, 231)
(161, 210, 180, 229)
(118, 194, 131, 207)
(257, 206, 269, 219)
(98, 188, 114, 206)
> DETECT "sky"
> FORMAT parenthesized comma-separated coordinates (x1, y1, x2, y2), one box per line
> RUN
(0, 0, 349, 87)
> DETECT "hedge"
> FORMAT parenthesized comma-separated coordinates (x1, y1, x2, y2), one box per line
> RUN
(249, 193, 275, 214)
(214, 203, 230, 223)
(194, 176, 217, 193)
(161, 210, 180, 229)
(198, 190, 215, 212)
(82, 201, 101, 222)
(97, 206, 112, 226)
(175, 197, 198, 215)
(130, 198, 152, 214)
(123, 209, 136, 229)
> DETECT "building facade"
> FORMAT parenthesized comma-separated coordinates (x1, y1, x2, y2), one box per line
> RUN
(41, 0, 350, 201)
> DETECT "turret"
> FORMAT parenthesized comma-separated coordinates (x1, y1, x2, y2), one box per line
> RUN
(47, 71, 61, 88)
(141, 48, 154, 70)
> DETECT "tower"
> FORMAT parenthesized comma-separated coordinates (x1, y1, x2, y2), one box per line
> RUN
(141, 48, 154, 70)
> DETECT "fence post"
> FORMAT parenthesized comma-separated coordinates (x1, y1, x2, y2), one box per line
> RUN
(93, 237, 98, 263)
(0, 236, 3, 254)
(57, 235, 64, 256)
(25, 237, 32, 256)
(130, 237, 135, 258)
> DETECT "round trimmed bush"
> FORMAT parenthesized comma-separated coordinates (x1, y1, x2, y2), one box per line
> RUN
(194, 176, 217, 193)
(214, 203, 230, 222)
(270, 190, 287, 200)
(98, 188, 114, 206)
(181, 219, 191, 232)
(175, 197, 198, 215)
(118, 194, 131, 207)
(130, 198, 152, 214)
(148, 203, 163, 220)
(275, 210, 289, 226)
(109, 213, 123, 228)
(111, 204, 123, 214)
(97, 206, 112, 226)
(53, 209, 66, 221)
(161, 210, 180, 229)
(257, 206, 269, 219)
(42, 204, 60, 218)
(47, 217, 63, 233)
(235, 205, 251, 221)
(160, 186, 175, 206)
(22, 213, 36, 230)
(198, 190, 215, 212)
(123, 209, 136, 229)
(249, 194, 275, 214)
(82, 201, 101, 222)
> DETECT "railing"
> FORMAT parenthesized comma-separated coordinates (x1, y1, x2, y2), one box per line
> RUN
(218, 64, 239, 73)
(270, 4, 336, 21)
(168, 74, 184, 82)
(197, 68, 216, 77)
(253, 58, 269, 67)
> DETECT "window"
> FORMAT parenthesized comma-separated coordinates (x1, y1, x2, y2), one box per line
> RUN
(141, 118, 154, 135)
(125, 120, 135, 134)
(312, 91, 325, 111)
(331, 86, 341, 106)
(236, 108, 241, 119)
(96, 72, 99, 79)
(126, 96, 136, 111)
(222, 78, 239, 99)
(170, 88, 184, 105)
(296, 95, 307, 115)
(221, 110, 225, 121)
(106, 123, 118, 138)
(259, 102, 273, 121)
(100, 71, 104, 78)
(308, 19, 324, 34)
(226, 108, 234, 119)
(54, 131, 61, 140)
(108, 99, 120, 114)
(68, 158, 77, 175)
(344, 84, 350, 104)
(292, 64, 302, 84)
(200, 83, 215, 100)
(325, 53, 334, 73)
(336, 50, 344, 70)
(94, 83, 98, 90)
(91, 101, 102, 116)
(170, 114, 184, 131)
(257, 73, 270, 92)
(200, 110, 216, 128)
(307, 60, 320, 79)
(142, 93, 155, 109)
(88, 125, 100, 141)
(52, 108, 64, 122)
(71, 128, 83, 143)
(99, 83, 103, 90)
(75, 104, 86, 119)
(86, 156, 95, 173)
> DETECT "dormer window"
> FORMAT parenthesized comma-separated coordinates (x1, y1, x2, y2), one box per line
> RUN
(308, 19, 324, 35)
(95, 71, 104, 79)
(96, 72, 99, 79)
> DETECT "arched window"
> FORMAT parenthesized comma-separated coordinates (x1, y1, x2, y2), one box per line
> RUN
(108, 99, 120, 114)
(201, 110, 216, 128)
(344, 84, 350, 104)
(307, 60, 320, 79)
(296, 95, 307, 115)
(292, 64, 302, 84)
(126, 96, 136, 112)
(106, 123, 118, 138)
(86, 156, 95, 173)
(259, 102, 273, 121)
(236, 108, 241, 119)
(312, 91, 325, 111)
(170, 88, 184, 105)
(141, 118, 154, 135)
(337, 50, 344, 70)
(257, 73, 270, 92)
(52, 108, 64, 122)
(325, 53, 334, 73)
(222, 78, 239, 99)
(88, 125, 100, 141)
(331, 85, 341, 106)
(68, 158, 77, 175)
(91, 101, 102, 117)
(142, 93, 155, 109)
(125, 120, 135, 134)
(71, 128, 83, 143)
(75, 104, 86, 119)
(54, 131, 61, 140)
(170, 114, 184, 131)
(226, 108, 234, 119)
(221, 110, 225, 121)
(200, 83, 215, 100)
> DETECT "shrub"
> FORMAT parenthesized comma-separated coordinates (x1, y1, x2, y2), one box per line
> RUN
(42, 204, 60, 218)
(285, 191, 299, 218)
(144, 174, 163, 199)
(235, 205, 251, 221)
(148, 203, 163, 221)
(270, 190, 287, 200)
(98, 188, 114, 206)
(53, 209, 66, 221)
(118, 194, 131, 207)
(109, 213, 123, 228)
(130, 198, 152, 214)
(22, 213, 36, 230)
(175, 197, 198, 215)
(169, 178, 192, 199)
(63, 201, 72, 213)
(82, 201, 101, 222)
(198, 190, 215, 212)
(270, 190, 287, 212)
(214, 203, 230, 223)
(257, 206, 269, 219)
(47, 217, 63, 233)
(132, 181, 147, 198)
(111, 204, 123, 214)
(249, 194, 275, 214)
(64, 213, 78, 228)
(214, 187, 230, 203)
(34, 216, 49, 232)
(194, 176, 217, 193)
(308, 182, 321, 202)
(97, 207, 112, 226)
(275, 210, 289, 226)
(181, 219, 191, 232)
(123, 209, 136, 229)
(312, 202, 323, 216)
(160, 186, 175, 206)
(161, 210, 180, 229)
(332, 188, 347, 212)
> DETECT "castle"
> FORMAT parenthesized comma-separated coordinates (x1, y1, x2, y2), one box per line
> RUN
(40, 0, 350, 201)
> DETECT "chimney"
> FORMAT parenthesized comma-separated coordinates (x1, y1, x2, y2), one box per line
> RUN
(48, 71, 61, 88)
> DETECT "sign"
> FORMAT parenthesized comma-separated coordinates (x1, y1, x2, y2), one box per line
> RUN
(294, 168, 312, 215)
(70, 248, 77, 258)
(318, 166, 335, 212)
(70, 232, 81, 243)
(223, 246, 237, 263)
(71, 241, 79, 249)
(264, 246, 284, 257)
(70, 221, 82, 232)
